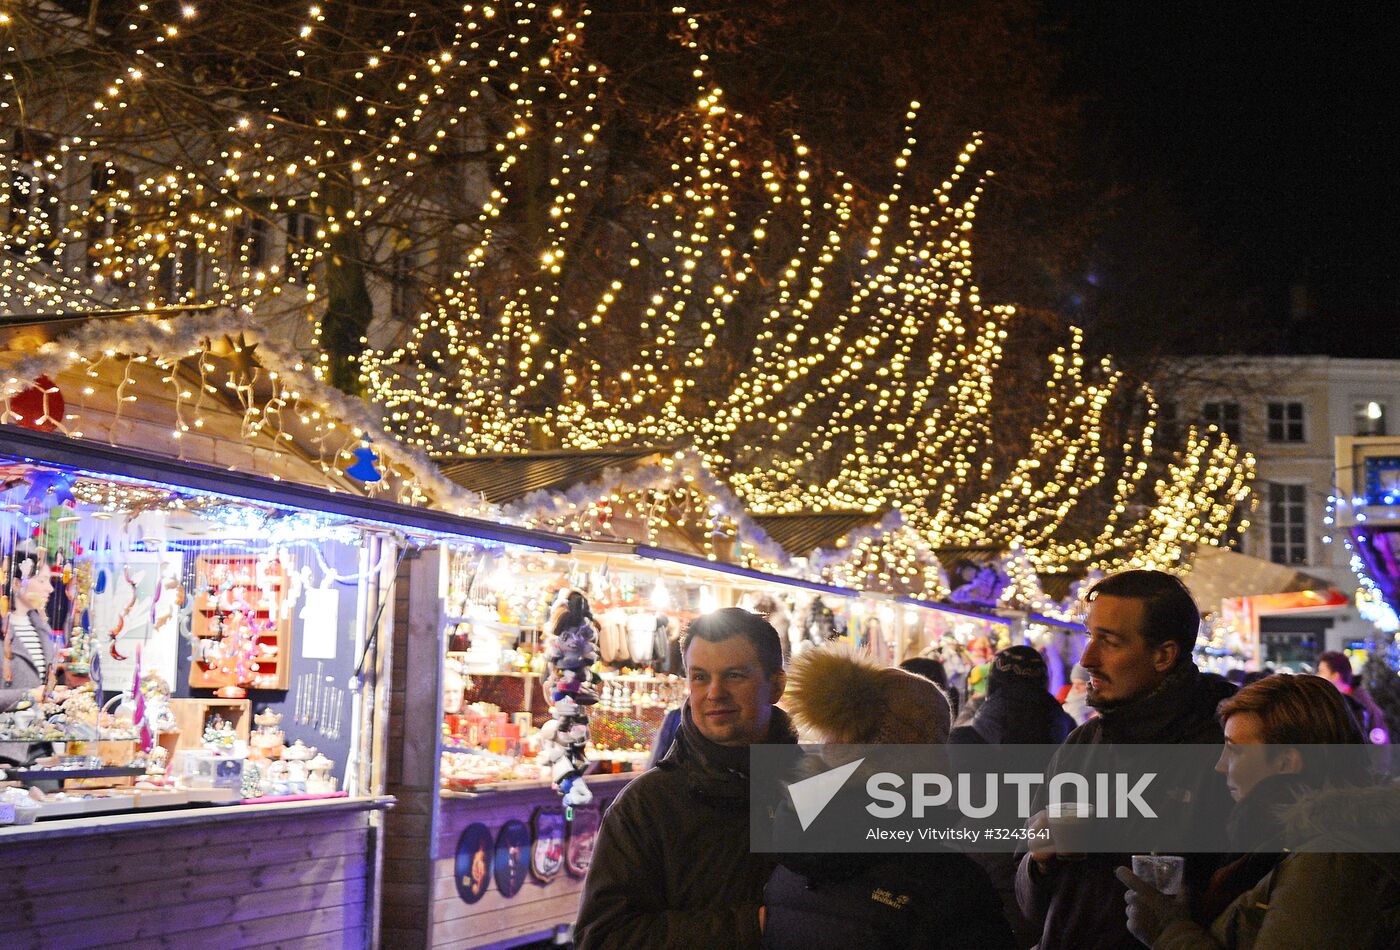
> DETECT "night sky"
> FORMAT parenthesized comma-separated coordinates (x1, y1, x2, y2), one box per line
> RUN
(1059, 1, 1400, 357)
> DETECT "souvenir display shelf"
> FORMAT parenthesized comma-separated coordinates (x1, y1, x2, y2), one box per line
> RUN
(187, 554, 292, 692)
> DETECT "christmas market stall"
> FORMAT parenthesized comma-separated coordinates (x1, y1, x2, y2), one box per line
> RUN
(0, 315, 564, 949)
(382, 494, 890, 949)
(0, 421, 570, 950)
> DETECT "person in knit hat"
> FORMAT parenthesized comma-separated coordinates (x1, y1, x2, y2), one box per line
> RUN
(762, 647, 1017, 949)
(951, 645, 1075, 746)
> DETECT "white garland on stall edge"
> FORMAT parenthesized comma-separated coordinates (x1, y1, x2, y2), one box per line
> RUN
(0, 309, 495, 518)
(503, 448, 794, 569)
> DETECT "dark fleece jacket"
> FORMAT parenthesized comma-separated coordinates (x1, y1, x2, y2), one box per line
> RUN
(1014, 664, 1237, 950)
(574, 704, 798, 950)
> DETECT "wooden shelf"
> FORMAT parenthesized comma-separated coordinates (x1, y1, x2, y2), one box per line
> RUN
(187, 555, 291, 692)
(168, 698, 250, 751)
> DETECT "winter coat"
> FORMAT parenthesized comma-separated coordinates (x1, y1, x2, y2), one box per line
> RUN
(946, 679, 1074, 947)
(1015, 664, 1237, 950)
(0, 609, 55, 712)
(573, 704, 799, 950)
(1152, 784, 1400, 949)
(1195, 773, 1313, 923)
(763, 850, 1017, 950)
(948, 679, 1075, 746)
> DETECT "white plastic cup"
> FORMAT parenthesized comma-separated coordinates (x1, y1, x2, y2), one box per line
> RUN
(1047, 801, 1094, 855)
(1132, 854, 1186, 896)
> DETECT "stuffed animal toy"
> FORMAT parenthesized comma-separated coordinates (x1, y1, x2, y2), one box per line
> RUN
(541, 590, 600, 807)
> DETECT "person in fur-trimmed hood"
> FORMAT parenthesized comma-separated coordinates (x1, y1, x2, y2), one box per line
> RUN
(761, 646, 1017, 950)
(1119, 672, 1400, 949)
(1120, 782, 1400, 948)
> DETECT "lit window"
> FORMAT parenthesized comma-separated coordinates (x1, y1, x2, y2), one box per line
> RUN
(1355, 401, 1387, 437)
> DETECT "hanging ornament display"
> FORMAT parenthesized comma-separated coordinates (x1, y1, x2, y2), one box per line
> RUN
(537, 590, 601, 811)
(23, 472, 77, 510)
(108, 566, 139, 661)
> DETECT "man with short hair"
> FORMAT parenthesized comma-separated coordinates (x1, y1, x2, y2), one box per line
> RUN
(574, 607, 796, 949)
(1016, 569, 1237, 950)
(1317, 649, 1390, 745)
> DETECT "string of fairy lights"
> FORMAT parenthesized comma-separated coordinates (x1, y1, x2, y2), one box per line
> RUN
(1, 2, 1254, 586)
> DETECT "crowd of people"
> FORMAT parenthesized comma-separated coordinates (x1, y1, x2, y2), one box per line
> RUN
(572, 570, 1400, 949)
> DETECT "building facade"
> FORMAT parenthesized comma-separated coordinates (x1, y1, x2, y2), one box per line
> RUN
(1168, 356, 1400, 661)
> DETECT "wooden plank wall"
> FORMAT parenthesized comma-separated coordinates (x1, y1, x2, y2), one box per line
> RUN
(382, 546, 444, 949)
(1, 807, 374, 950)
(428, 779, 632, 950)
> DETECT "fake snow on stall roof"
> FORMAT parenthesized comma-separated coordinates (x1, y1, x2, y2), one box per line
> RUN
(806, 510, 953, 601)
(477, 448, 793, 571)
(0, 309, 494, 517)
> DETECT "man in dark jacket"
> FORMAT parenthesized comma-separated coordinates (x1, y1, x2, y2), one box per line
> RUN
(1015, 570, 1236, 950)
(574, 608, 796, 949)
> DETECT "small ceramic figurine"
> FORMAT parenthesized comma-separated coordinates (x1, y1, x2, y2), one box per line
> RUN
(201, 714, 237, 752)
(305, 752, 336, 794)
(249, 708, 285, 760)
(281, 738, 313, 761)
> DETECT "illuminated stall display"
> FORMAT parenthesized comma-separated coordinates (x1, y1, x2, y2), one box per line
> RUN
(0, 425, 563, 808)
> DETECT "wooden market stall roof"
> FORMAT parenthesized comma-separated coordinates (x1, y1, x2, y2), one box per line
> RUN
(750, 510, 887, 559)
(0, 310, 490, 513)
(436, 446, 674, 505)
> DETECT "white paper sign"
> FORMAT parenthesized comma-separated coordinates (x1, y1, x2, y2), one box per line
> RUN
(299, 587, 340, 660)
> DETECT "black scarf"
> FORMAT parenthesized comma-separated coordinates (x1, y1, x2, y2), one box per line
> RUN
(665, 703, 798, 806)
(1089, 662, 1234, 744)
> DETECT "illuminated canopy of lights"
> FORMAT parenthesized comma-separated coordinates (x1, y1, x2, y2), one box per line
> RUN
(1, 2, 1254, 582)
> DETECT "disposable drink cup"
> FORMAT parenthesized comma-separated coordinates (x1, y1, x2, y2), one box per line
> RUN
(1047, 801, 1094, 855)
(1132, 854, 1186, 896)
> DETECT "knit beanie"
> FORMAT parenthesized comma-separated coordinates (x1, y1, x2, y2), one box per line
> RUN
(987, 645, 1049, 694)
(1070, 663, 1091, 685)
(785, 645, 951, 745)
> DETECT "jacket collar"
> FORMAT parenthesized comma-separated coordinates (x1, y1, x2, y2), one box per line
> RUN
(1092, 663, 1234, 744)
(662, 704, 798, 805)
(1279, 781, 1400, 851)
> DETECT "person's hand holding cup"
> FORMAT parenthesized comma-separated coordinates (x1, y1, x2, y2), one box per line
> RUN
(1117, 862, 1190, 945)
(1028, 802, 1092, 869)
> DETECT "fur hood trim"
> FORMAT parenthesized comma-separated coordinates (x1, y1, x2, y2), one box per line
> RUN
(1280, 782, 1400, 850)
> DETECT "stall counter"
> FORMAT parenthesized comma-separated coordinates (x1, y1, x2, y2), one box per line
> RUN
(0, 796, 392, 949)
(385, 774, 633, 950)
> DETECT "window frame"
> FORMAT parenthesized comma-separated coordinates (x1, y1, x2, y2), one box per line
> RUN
(1266, 481, 1309, 567)
(1202, 400, 1243, 443)
(1265, 400, 1306, 444)
(1354, 399, 1388, 437)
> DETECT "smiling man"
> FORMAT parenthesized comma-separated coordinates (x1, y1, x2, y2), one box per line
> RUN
(1016, 569, 1237, 950)
(574, 608, 796, 949)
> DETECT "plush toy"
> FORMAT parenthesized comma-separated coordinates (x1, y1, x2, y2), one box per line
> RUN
(541, 590, 600, 807)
